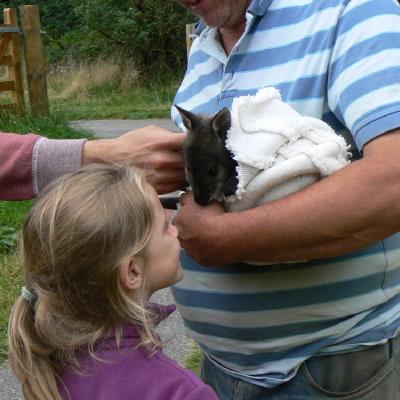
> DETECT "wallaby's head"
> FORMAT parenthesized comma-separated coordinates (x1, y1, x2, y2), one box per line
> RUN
(175, 105, 238, 206)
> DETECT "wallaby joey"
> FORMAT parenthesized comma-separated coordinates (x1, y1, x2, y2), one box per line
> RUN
(175, 105, 238, 206)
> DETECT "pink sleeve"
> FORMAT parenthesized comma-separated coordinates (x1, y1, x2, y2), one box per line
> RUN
(0, 132, 41, 200)
(0, 132, 87, 201)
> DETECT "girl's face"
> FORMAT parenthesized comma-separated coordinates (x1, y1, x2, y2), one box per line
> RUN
(144, 188, 183, 294)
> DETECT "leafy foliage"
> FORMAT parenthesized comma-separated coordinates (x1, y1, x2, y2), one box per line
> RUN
(1, 0, 194, 75)
(0, 0, 78, 37)
(71, 0, 194, 72)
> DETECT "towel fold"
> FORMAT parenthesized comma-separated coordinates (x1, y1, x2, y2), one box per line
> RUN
(225, 87, 350, 212)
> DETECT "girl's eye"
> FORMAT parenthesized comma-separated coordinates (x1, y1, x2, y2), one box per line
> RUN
(208, 168, 218, 177)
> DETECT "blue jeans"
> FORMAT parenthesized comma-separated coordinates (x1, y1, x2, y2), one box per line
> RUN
(201, 337, 400, 399)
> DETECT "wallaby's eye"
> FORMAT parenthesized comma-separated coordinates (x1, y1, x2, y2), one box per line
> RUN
(208, 167, 218, 177)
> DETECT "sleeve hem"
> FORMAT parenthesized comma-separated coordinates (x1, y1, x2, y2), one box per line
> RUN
(32, 137, 45, 196)
(354, 110, 400, 150)
(36, 138, 87, 193)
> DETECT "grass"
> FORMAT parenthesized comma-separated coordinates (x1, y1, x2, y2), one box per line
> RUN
(0, 253, 22, 361)
(0, 113, 94, 140)
(48, 59, 180, 120)
(0, 202, 31, 231)
(51, 84, 177, 120)
(184, 342, 203, 375)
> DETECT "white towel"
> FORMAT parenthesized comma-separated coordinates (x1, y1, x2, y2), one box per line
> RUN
(225, 88, 350, 212)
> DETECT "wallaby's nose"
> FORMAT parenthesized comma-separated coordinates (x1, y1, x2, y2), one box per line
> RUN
(194, 195, 210, 206)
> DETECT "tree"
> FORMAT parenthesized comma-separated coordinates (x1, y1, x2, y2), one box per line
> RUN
(71, 0, 194, 72)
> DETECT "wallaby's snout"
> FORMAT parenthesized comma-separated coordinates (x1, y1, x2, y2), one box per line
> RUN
(194, 195, 211, 206)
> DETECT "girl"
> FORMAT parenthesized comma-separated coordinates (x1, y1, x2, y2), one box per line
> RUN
(8, 163, 218, 400)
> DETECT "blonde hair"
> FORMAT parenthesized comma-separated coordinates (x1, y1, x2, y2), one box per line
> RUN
(8, 163, 161, 400)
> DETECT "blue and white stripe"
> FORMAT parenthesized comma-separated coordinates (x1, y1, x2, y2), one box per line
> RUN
(172, 0, 400, 388)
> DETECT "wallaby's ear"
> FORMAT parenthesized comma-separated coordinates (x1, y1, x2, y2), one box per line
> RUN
(175, 105, 197, 131)
(211, 107, 231, 139)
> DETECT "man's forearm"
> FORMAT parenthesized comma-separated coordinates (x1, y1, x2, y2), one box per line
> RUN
(183, 131, 400, 265)
(220, 161, 397, 262)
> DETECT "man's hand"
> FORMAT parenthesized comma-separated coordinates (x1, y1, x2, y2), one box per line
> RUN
(82, 126, 186, 194)
(173, 192, 229, 266)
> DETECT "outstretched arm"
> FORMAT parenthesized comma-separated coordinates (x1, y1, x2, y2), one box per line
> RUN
(174, 129, 400, 266)
(0, 126, 186, 201)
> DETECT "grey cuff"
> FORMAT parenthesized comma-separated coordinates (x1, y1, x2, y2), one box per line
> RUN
(34, 138, 87, 194)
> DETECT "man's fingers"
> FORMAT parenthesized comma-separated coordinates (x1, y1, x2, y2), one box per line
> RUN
(167, 133, 187, 150)
(156, 151, 185, 169)
(147, 170, 186, 194)
(146, 168, 185, 183)
(179, 191, 192, 206)
(136, 151, 185, 170)
(155, 183, 185, 195)
(142, 126, 186, 150)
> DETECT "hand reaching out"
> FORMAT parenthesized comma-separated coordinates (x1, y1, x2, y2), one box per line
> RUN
(82, 125, 187, 194)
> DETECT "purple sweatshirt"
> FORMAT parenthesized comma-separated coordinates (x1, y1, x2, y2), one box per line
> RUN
(59, 305, 218, 400)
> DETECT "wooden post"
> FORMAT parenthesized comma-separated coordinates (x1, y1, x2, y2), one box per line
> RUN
(186, 23, 196, 60)
(3, 8, 24, 113)
(20, 5, 49, 116)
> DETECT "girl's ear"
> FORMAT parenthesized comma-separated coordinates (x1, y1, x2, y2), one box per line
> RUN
(120, 257, 144, 290)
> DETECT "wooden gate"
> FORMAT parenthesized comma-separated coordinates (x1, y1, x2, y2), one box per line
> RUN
(0, 8, 23, 113)
(0, 6, 49, 116)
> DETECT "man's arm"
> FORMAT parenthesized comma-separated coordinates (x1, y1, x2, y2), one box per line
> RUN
(174, 129, 400, 266)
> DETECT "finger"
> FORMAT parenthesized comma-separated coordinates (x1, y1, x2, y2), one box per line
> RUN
(146, 169, 186, 184)
(158, 151, 186, 169)
(178, 191, 187, 205)
(146, 129, 185, 151)
(179, 191, 193, 206)
(164, 133, 187, 150)
(139, 152, 185, 170)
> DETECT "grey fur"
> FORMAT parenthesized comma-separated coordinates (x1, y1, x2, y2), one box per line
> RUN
(175, 105, 238, 205)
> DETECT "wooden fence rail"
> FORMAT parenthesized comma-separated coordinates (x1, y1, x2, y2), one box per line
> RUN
(0, 5, 49, 116)
(20, 5, 49, 116)
(0, 8, 23, 113)
(186, 23, 196, 59)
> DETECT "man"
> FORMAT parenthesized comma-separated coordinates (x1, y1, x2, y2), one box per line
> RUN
(0, 127, 186, 200)
(172, 0, 400, 398)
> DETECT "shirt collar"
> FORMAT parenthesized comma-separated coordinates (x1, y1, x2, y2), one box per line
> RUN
(248, 0, 273, 16)
(194, 0, 272, 35)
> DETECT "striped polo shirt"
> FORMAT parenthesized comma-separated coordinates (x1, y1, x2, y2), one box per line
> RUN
(171, 0, 400, 388)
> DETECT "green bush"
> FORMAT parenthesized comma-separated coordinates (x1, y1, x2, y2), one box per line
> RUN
(71, 0, 194, 73)
(1, 1, 194, 76)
